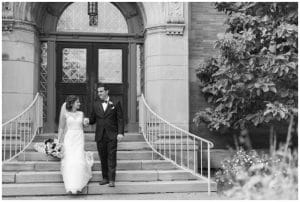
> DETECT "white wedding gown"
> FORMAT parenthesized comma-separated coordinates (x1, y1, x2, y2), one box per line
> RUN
(61, 112, 94, 193)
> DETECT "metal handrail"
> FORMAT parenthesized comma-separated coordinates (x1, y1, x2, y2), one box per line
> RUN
(139, 94, 214, 194)
(2, 93, 43, 162)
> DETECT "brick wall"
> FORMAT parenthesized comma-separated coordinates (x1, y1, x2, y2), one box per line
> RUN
(188, 2, 232, 149)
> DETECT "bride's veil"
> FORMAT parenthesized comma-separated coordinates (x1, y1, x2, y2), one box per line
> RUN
(58, 102, 67, 139)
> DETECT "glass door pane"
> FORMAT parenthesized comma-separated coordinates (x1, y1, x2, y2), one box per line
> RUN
(62, 48, 87, 83)
(98, 49, 122, 83)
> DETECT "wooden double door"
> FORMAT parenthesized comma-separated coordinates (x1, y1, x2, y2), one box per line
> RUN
(56, 42, 128, 131)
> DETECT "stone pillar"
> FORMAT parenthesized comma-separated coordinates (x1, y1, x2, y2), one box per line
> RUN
(2, 2, 39, 121)
(144, 2, 189, 130)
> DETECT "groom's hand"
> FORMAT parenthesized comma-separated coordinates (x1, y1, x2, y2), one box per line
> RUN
(117, 134, 123, 142)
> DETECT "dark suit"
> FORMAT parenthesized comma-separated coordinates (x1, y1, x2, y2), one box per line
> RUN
(89, 98, 124, 182)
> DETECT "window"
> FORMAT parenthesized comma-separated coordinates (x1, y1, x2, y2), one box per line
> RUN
(57, 2, 128, 33)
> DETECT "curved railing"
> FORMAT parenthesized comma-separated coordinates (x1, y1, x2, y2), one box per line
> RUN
(139, 94, 214, 194)
(2, 93, 43, 162)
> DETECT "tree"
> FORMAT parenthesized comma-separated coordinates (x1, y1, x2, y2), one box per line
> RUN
(193, 2, 298, 149)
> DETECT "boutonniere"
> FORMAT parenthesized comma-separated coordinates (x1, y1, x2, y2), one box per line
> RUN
(108, 101, 115, 109)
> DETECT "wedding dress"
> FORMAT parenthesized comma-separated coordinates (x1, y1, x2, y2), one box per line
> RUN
(59, 104, 94, 194)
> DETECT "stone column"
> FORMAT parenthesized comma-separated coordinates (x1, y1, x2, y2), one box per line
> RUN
(144, 2, 189, 130)
(2, 2, 39, 121)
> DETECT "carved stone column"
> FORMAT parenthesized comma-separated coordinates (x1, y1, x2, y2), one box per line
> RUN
(143, 2, 189, 130)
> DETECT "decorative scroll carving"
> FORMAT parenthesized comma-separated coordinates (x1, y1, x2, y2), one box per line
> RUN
(40, 42, 48, 122)
(165, 2, 184, 24)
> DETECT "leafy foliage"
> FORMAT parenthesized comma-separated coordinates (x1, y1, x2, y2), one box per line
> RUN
(215, 147, 298, 199)
(194, 2, 298, 131)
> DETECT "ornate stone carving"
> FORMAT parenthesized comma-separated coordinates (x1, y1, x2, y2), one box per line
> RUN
(165, 2, 184, 24)
(40, 42, 48, 122)
(2, 2, 14, 32)
(164, 2, 185, 36)
(2, 19, 15, 32)
(2, 2, 14, 19)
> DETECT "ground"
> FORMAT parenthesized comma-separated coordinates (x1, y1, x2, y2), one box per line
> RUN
(3, 192, 227, 200)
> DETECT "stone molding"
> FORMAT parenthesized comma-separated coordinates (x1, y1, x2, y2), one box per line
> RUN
(2, 19, 15, 32)
(145, 24, 185, 36)
(2, 19, 37, 33)
(166, 24, 185, 36)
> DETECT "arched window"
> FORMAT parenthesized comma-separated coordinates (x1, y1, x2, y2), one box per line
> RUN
(57, 2, 128, 33)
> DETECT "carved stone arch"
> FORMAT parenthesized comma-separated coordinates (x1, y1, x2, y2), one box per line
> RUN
(30, 2, 145, 34)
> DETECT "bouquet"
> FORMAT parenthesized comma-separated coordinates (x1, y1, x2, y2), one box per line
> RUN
(34, 138, 64, 159)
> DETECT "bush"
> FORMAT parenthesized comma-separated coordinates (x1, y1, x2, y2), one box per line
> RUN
(215, 147, 298, 199)
(194, 2, 298, 133)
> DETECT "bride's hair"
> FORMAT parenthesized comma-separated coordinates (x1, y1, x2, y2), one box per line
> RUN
(65, 95, 80, 111)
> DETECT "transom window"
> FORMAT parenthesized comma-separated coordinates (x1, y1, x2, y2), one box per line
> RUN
(57, 2, 128, 33)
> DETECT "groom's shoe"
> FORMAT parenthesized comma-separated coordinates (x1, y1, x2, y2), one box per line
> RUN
(108, 181, 115, 187)
(99, 179, 109, 185)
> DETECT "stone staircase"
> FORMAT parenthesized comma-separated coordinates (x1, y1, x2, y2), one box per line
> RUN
(2, 132, 216, 196)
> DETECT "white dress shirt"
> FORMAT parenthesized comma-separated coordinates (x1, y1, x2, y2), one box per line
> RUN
(102, 96, 109, 111)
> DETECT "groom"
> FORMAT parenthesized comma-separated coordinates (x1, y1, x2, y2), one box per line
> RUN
(87, 83, 124, 187)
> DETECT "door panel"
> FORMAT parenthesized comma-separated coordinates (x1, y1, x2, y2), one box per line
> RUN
(56, 43, 92, 124)
(56, 42, 128, 131)
(93, 44, 128, 126)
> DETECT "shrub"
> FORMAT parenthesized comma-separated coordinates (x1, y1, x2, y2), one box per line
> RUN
(215, 147, 298, 199)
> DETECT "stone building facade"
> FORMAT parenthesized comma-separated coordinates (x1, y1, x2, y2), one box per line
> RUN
(3, 2, 279, 161)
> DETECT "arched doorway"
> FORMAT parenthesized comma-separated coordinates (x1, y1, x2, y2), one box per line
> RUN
(37, 2, 144, 132)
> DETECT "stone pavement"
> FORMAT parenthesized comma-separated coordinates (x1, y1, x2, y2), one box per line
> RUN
(3, 192, 227, 200)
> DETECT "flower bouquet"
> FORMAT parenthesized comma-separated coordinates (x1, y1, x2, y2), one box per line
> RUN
(34, 138, 64, 159)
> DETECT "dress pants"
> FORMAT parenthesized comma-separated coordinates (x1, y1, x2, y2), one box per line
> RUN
(97, 130, 117, 182)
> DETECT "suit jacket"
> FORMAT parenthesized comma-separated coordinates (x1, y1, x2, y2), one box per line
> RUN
(89, 98, 124, 142)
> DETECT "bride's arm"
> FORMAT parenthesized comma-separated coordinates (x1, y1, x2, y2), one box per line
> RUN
(81, 111, 87, 126)
(58, 114, 66, 143)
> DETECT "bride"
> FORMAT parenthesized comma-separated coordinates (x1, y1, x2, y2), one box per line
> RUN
(58, 95, 94, 194)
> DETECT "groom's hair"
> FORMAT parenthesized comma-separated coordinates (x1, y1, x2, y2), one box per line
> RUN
(65, 95, 80, 111)
(97, 83, 109, 91)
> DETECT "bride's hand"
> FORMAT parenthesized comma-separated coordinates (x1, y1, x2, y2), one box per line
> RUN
(83, 118, 89, 127)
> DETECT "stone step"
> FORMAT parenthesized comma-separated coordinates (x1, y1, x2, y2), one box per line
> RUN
(2, 160, 178, 172)
(17, 151, 161, 161)
(3, 170, 197, 184)
(2, 180, 216, 196)
(34, 133, 145, 142)
(23, 141, 151, 152)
